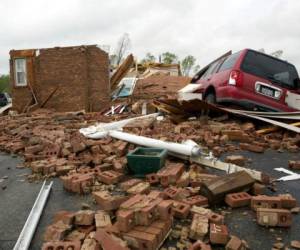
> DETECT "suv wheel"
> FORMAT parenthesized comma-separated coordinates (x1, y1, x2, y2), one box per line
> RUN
(204, 92, 216, 104)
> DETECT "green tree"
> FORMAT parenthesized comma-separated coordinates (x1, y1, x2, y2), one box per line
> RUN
(141, 53, 156, 64)
(0, 75, 10, 93)
(193, 64, 201, 73)
(161, 52, 178, 64)
(181, 55, 196, 76)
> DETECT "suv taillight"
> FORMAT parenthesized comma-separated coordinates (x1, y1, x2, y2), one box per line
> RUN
(228, 70, 243, 87)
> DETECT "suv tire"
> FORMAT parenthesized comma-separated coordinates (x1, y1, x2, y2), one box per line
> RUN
(204, 92, 216, 104)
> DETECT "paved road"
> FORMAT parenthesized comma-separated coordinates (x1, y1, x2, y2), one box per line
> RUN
(0, 149, 299, 249)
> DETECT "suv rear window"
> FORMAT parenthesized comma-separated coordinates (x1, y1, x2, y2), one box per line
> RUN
(241, 50, 299, 89)
(218, 51, 242, 72)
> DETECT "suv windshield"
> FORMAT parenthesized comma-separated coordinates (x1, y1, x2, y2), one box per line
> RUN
(241, 50, 299, 89)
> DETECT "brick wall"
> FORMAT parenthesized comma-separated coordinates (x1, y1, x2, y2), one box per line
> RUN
(10, 45, 109, 112)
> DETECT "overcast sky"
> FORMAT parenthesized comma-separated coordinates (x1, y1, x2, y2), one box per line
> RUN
(1, 0, 300, 75)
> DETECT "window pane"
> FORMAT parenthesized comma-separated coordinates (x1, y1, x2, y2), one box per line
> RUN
(219, 52, 242, 72)
(14, 58, 27, 86)
(241, 50, 298, 88)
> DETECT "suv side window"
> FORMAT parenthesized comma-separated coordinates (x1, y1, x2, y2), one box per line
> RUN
(218, 51, 242, 72)
(200, 61, 219, 79)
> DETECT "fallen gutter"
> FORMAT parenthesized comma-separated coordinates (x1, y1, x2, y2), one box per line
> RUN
(13, 181, 53, 250)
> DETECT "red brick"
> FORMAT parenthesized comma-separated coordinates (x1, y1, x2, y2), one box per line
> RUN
(123, 229, 157, 250)
(225, 192, 252, 208)
(210, 223, 229, 245)
(97, 170, 123, 184)
(157, 163, 184, 187)
(120, 178, 142, 191)
(225, 235, 244, 250)
(43, 221, 71, 241)
(146, 173, 160, 184)
(95, 229, 130, 250)
(190, 214, 209, 240)
(93, 191, 128, 211)
(176, 171, 190, 187)
(157, 200, 173, 220)
(74, 210, 95, 226)
(120, 194, 145, 210)
(53, 210, 74, 225)
(148, 190, 166, 200)
(134, 225, 164, 244)
(240, 143, 264, 153)
(117, 209, 136, 232)
(188, 240, 212, 250)
(278, 194, 297, 209)
(81, 238, 100, 250)
(251, 195, 282, 211)
(127, 182, 150, 195)
(136, 198, 163, 226)
(222, 130, 250, 142)
(95, 210, 111, 228)
(42, 241, 81, 250)
(184, 195, 208, 207)
(289, 160, 300, 170)
(172, 202, 190, 219)
(251, 183, 266, 195)
(164, 186, 186, 200)
(225, 155, 246, 166)
(256, 208, 292, 227)
(209, 212, 224, 225)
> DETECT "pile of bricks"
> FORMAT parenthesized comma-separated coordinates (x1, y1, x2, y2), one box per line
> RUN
(1, 108, 300, 249)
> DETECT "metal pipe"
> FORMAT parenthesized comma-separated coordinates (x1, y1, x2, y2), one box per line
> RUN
(13, 181, 53, 250)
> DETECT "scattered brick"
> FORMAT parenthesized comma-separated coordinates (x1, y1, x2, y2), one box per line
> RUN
(172, 202, 190, 219)
(225, 235, 245, 250)
(256, 208, 292, 227)
(288, 160, 300, 170)
(251, 195, 282, 211)
(95, 210, 112, 228)
(81, 238, 100, 250)
(210, 223, 229, 245)
(225, 155, 247, 166)
(97, 170, 123, 184)
(43, 221, 71, 242)
(278, 194, 297, 209)
(74, 210, 95, 226)
(120, 178, 142, 191)
(127, 182, 150, 195)
(188, 240, 212, 250)
(190, 214, 209, 240)
(42, 241, 81, 250)
(225, 192, 252, 208)
(240, 143, 264, 153)
(146, 173, 160, 185)
(93, 191, 128, 211)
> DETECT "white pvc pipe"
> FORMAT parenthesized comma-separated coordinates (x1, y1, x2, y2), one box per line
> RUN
(87, 129, 201, 156)
(79, 113, 160, 136)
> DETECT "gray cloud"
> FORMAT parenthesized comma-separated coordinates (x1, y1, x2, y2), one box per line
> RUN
(1, 0, 300, 74)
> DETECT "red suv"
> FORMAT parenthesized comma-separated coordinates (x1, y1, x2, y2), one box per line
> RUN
(181, 49, 300, 112)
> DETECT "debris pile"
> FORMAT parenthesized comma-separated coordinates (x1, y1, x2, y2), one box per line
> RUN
(1, 107, 300, 249)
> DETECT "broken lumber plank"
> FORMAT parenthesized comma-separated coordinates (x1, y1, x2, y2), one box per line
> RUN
(110, 54, 134, 91)
(200, 171, 255, 204)
(190, 155, 269, 183)
(256, 122, 300, 135)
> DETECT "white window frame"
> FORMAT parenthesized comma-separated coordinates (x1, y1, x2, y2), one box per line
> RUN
(14, 58, 27, 86)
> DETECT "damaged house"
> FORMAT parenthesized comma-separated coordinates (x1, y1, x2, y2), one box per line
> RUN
(9, 45, 110, 113)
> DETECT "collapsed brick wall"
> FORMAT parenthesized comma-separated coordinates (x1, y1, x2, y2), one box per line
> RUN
(10, 45, 110, 112)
